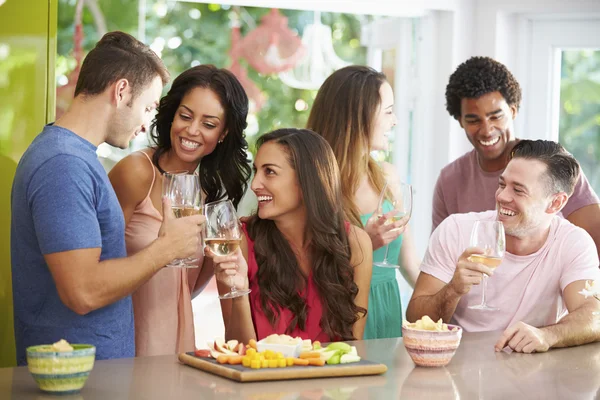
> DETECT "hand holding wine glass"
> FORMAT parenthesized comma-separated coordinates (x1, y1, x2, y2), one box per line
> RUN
(162, 171, 203, 268)
(372, 181, 413, 268)
(204, 200, 251, 299)
(467, 220, 505, 311)
(210, 248, 250, 298)
(449, 247, 496, 296)
(158, 196, 204, 255)
(365, 210, 409, 250)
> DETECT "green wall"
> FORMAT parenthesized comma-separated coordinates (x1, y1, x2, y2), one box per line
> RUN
(0, 0, 57, 368)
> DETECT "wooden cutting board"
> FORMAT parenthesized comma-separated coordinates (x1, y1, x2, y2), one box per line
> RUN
(178, 353, 388, 382)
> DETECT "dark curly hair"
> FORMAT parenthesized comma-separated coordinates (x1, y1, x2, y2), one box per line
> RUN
(247, 128, 367, 340)
(150, 65, 251, 208)
(445, 56, 522, 120)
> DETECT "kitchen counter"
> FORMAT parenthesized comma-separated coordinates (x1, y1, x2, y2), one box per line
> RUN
(2, 330, 599, 399)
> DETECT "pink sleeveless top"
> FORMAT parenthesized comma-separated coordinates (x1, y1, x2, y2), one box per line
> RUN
(243, 222, 350, 343)
(125, 151, 202, 356)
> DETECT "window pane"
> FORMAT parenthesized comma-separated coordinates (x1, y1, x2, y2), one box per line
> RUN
(558, 50, 600, 194)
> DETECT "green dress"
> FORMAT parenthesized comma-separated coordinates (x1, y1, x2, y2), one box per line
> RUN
(361, 200, 403, 339)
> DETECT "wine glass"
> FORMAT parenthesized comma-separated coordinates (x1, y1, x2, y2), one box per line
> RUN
(373, 181, 413, 268)
(204, 199, 250, 299)
(163, 171, 202, 268)
(467, 220, 505, 311)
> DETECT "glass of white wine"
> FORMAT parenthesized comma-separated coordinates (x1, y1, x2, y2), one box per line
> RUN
(163, 171, 202, 268)
(467, 220, 505, 311)
(373, 181, 413, 268)
(204, 199, 250, 299)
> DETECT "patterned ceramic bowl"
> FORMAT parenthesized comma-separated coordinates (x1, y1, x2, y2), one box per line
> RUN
(402, 324, 462, 367)
(26, 344, 96, 394)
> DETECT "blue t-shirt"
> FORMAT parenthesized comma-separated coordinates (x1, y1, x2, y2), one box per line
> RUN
(11, 125, 134, 365)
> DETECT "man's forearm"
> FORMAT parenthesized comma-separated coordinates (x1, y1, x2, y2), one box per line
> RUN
(80, 238, 175, 313)
(542, 302, 600, 349)
(406, 285, 462, 323)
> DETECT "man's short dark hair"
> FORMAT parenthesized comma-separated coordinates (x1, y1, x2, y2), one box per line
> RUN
(445, 56, 522, 120)
(510, 140, 580, 196)
(74, 31, 169, 100)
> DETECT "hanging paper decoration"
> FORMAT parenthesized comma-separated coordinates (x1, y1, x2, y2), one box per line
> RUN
(230, 8, 305, 75)
(228, 22, 266, 112)
(279, 11, 349, 90)
(228, 60, 266, 112)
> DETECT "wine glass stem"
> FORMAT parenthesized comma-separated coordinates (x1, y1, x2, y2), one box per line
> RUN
(381, 244, 391, 264)
(481, 274, 489, 306)
(230, 276, 237, 295)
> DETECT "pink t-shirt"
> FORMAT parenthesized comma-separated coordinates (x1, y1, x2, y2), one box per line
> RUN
(421, 210, 600, 332)
(432, 149, 600, 231)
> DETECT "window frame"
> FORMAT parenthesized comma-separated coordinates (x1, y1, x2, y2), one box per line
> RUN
(519, 17, 600, 142)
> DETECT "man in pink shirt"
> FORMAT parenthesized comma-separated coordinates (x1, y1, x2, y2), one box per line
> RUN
(432, 56, 600, 260)
(408, 140, 600, 353)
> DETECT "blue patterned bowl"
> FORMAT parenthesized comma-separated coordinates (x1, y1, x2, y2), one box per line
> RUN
(26, 344, 96, 394)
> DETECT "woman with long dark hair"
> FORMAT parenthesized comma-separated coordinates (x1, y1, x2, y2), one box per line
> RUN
(306, 65, 421, 339)
(109, 65, 251, 356)
(210, 128, 372, 342)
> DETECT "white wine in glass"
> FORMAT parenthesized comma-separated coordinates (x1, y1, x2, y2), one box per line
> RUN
(172, 206, 202, 218)
(376, 213, 407, 224)
(163, 171, 202, 268)
(373, 181, 412, 268)
(204, 200, 251, 300)
(467, 254, 503, 270)
(468, 220, 505, 311)
(204, 238, 242, 256)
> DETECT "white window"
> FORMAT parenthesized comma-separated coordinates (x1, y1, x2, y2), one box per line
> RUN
(522, 19, 600, 139)
(557, 50, 600, 194)
(521, 18, 600, 194)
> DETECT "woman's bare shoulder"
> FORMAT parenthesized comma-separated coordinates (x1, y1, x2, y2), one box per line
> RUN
(108, 149, 156, 201)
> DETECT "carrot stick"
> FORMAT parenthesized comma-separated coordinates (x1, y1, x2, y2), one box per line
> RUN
(292, 358, 309, 366)
(299, 352, 322, 359)
(248, 339, 257, 350)
(216, 355, 229, 364)
(308, 358, 326, 366)
(227, 355, 243, 365)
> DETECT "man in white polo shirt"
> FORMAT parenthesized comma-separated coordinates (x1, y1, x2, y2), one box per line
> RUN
(407, 140, 600, 353)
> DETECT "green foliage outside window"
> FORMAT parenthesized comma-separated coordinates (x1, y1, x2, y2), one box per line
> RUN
(56, 0, 369, 154)
(559, 50, 600, 194)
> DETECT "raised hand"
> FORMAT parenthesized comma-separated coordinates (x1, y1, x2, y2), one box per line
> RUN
(207, 247, 249, 292)
(158, 197, 205, 260)
(448, 247, 495, 296)
(365, 210, 409, 250)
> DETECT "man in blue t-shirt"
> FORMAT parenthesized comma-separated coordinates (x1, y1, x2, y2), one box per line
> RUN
(11, 32, 205, 365)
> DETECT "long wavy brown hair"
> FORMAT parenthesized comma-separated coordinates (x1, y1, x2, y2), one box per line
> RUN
(247, 128, 367, 340)
(306, 65, 389, 227)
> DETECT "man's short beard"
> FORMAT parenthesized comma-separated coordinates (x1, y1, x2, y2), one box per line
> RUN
(504, 213, 547, 239)
(505, 225, 528, 239)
